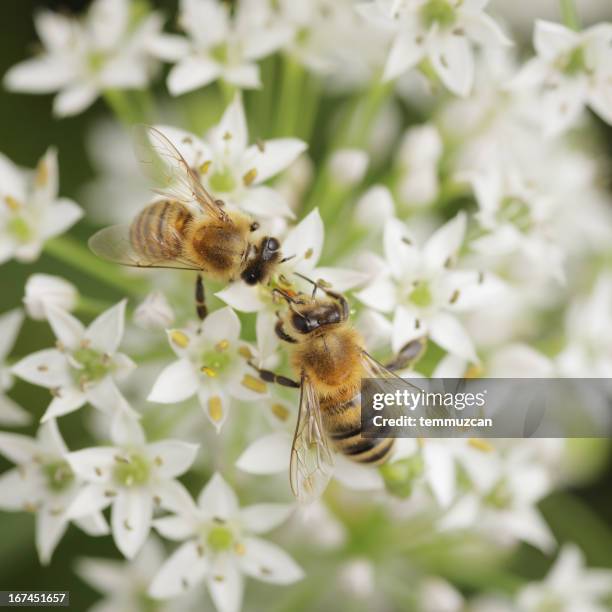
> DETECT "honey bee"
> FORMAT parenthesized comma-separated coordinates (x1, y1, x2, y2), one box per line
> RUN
(89, 126, 286, 317)
(250, 277, 425, 502)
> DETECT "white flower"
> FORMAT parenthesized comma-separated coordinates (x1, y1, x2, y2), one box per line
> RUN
(76, 536, 194, 612)
(216, 209, 368, 360)
(23, 274, 78, 321)
(358, 0, 511, 96)
(0, 420, 109, 564)
(4, 0, 164, 117)
(148, 307, 266, 432)
(465, 163, 565, 282)
(329, 149, 370, 187)
(517, 543, 612, 611)
(134, 291, 175, 331)
(355, 185, 396, 230)
(153, 0, 292, 95)
(148, 472, 303, 611)
(439, 446, 555, 552)
(356, 213, 504, 362)
(0, 148, 82, 264)
(511, 20, 612, 135)
(397, 124, 443, 206)
(12, 300, 136, 421)
(66, 413, 198, 559)
(152, 95, 306, 219)
(0, 309, 31, 426)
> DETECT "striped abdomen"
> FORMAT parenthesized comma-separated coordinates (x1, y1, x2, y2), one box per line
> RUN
(321, 395, 394, 465)
(130, 200, 192, 260)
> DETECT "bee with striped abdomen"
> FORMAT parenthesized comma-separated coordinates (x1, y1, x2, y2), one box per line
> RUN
(250, 277, 425, 502)
(89, 126, 286, 319)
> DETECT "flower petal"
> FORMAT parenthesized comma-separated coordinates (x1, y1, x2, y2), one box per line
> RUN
(0, 309, 23, 360)
(41, 386, 86, 421)
(239, 504, 293, 534)
(215, 283, 263, 313)
(423, 211, 466, 271)
(53, 83, 99, 117)
(333, 455, 384, 490)
(153, 515, 198, 541)
(149, 540, 210, 598)
(3, 57, 74, 93)
(66, 448, 117, 482)
(239, 186, 294, 219)
(167, 56, 222, 96)
(148, 359, 199, 403)
(384, 32, 425, 81)
(0, 432, 39, 464)
(67, 483, 113, 518)
(84, 300, 126, 354)
(242, 139, 307, 184)
(235, 432, 291, 475)
(428, 312, 478, 363)
(11, 348, 70, 388)
(206, 556, 244, 612)
(429, 33, 475, 97)
(533, 20, 576, 59)
(239, 537, 304, 584)
(111, 489, 153, 559)
(145, 440, 199, 478)
(200, 307, 241, 345)
(391, 305, 424, 353)
(36, 509, 68, 565)
(41, 198, 83, 240)
(282, 208, 324, 271)
(197, 472, 238, 519)
(312, 267, 368, 292)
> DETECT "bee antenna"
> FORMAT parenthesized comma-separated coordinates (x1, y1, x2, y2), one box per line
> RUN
(279, 254, 296, 264)
(293, 272, 319, 298)
(272, 288, 296, 304)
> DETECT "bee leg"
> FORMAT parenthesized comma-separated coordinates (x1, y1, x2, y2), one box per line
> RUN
(195, 274, 207, 321)
(248, 362, 300, 388)
(275, 319, 296, 344)
(385, 337, 428, 371)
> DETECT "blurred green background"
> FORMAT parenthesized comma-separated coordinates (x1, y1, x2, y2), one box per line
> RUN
(0, 1, 611, 609)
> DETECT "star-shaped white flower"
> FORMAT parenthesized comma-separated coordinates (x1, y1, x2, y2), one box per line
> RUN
(0, 309, 31, 426)
(439, 446, 555, 552)
(66, 413, 198, 559)
(12, 300, 136, 421)
(358, 0, 511, 96)
(4, 0, 164, 117)
(148, 472, 303, 612)
(512, 20, 612, 135)
(0, 419, 109, 564)
(148, 307, 267, 432)
(355, 213, 504, 362)
(465, 164, 565, 282)
(152, 95, 306, 220)
(76, 536, 196, 612)
(0, 148, 82, 264)
(152, 0, 292, 95)
(517, 543, 612, 611)
(217, 208, 367, 361)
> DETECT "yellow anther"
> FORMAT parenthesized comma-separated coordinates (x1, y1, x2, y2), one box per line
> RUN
(208, 396, 223, 422)
(198, 160, 212, 175)
(238, 346, 253, 360)
(4, 196, 21, 211)
(465, 365, 483, 378)
(170, 330, 189, 348)
(223, 131, 232, 141)
(35, 158, 48, 187)
(468, 438, 494, 453)
(201, 366, 217, 377)
(271, 403, 290, 421)
(256, 139, 266, 152)
(241, 374, 267, 394)
(304, 248, 314, 259)
(234, 542, 246, 556)
(215, 339, 230, 351)
(242, 168, 258, 186)
(449, 289, 460, 304)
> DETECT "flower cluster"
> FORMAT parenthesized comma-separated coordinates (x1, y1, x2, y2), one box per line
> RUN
(1, 1, 612, 612)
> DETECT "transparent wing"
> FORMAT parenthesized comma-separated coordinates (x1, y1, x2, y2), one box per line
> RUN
(290, 375, 335, 503)
(360, 351, 424, 393)
(88, 224, 203, 270)
(133, 125, 228, 222)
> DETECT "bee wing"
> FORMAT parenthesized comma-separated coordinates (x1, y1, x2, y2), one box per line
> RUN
(289, 375, 335, 503)
(133, 125, 228, 222)
(360, 351, 425, 394)
(88, 224, 203, 271)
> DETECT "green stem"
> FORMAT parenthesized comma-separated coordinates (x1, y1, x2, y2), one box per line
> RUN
(560, 0, 580, 30)
(44, 235, 146, 297)
(76, 295, 114, 316)
(103, 89, 152, 124)
(275, 54, 304, 137)
(219, 80, 237, 106)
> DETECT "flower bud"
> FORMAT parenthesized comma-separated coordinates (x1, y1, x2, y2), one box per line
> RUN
(329, 149, 369, 187)
(23, 274, 78, 320)
(133, 291, 175, 330)
(355, 185, 395, 229)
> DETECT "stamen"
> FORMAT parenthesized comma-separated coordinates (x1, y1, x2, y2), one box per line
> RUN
(241, 374, 267, 393)
(201, 366, 217, 377)
(215, 339, 230, 351)
(4, 196, 21, 211)
(468, 438, 494, 453)
(170, 330, 190, 348)
(238, 346, 253, 360)
(271, 403, 289, 421)
(198, 160, 212, 175)
(243, 168, 258, 186)
(208, 396, 223, 423)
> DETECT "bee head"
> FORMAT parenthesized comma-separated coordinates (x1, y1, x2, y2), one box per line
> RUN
(241, 236, 281, 285)
(289, 301, 343, 334)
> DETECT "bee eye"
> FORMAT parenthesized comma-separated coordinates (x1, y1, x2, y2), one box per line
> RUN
(292, 314, 310, 333)
(241, 269, 260, 285)
(266, 237, 280, 252)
